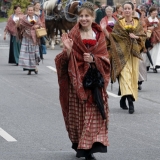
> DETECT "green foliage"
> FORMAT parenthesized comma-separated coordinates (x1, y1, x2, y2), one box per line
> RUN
(7, 0, 31, 16)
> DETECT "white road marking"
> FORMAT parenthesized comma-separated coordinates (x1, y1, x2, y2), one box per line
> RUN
(47, 66, 120, 98)
(47, 66, 57, 72)
(0, 128, 17, 142)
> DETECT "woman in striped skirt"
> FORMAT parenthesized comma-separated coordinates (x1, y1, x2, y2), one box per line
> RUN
(17, 5, 41, 75)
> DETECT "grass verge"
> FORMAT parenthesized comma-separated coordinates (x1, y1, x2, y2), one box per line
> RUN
(0, 18, 7, 23)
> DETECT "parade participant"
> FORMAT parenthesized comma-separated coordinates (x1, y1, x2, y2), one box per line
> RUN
(34, 2, 45, 28)
(100, 6, 117, 33)
(113, 4, 123, 20)
(18, 5, 41, 75)
(144, 7, 160, 73)
(138, 8, 148, 90)
(55, 2, 110, 160)
(4, 5, 23, 65)
(34, 2, 46, 59)
(94, 1, 103, 24)
(132, 0, 140, 18)
(101, 1, 146, 114)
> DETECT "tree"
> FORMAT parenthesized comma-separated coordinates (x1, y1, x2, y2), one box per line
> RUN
(7, 0, 31, 16)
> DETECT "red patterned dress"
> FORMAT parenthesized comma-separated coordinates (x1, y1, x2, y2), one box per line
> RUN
(55, 23, 110, 158)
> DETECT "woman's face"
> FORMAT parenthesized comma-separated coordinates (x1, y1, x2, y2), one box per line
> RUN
(117, 6, 123, 13)
(15, 7, 21, 14)
(79, 9, 94, 28)
(27, 7, 34, 16)
(151, 10, 158, 18)
(123, 4, 133, 17)
(106, 10, 113, 17)
(34, 3, 40, 10)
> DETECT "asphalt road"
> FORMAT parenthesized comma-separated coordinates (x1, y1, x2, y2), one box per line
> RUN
(0, 22, 160, 160)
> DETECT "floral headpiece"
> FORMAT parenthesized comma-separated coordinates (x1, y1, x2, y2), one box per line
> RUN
(79, 2, 94, 11)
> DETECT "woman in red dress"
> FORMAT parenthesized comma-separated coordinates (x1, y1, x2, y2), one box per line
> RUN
(55, 2, 110, 160)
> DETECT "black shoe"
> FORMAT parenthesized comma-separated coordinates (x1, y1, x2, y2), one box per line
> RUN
(27, 71, 31, 75)
(120, 96, 128, 110)
(138, 84, 142, 90)
(146, 66, 150, 71)
(85, 154, 97, 160)
(35, 69, 38, 74)
(127, 96, 134, 114)
(153, 68, 158, 73)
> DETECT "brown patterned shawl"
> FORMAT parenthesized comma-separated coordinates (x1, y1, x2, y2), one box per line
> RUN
(17, 15, 41, 44)
(55, 22, 110, 124)
(144, 17, 160, 44)
(109, 17, 146, 82)
(5, 14, 23, 36)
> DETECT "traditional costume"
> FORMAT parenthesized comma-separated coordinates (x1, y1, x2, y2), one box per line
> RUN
(109, 17, 146, 101)
(138, 13, 148, 89)
(4, 14, 23, 65)
(18, 15, 41, 72)
(55, 22, 110, 158)
(145, 16, 160, 71)
(35, 9, 46, 59)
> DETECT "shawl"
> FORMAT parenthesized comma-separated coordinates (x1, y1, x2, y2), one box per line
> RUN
(144, 17, 160, 44)
(55, 22, 110, 120)
(5, 14, 23, 36)
(17, 15, 41, 44)
(109, 17, 146, 82)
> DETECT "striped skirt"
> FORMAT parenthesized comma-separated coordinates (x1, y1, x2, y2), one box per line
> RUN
(19, 37, 39, 70)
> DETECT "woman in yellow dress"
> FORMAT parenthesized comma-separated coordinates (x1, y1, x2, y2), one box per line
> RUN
(101, 1, 146, 114)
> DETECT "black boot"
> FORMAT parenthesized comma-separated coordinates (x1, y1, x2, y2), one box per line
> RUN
(126, 95, 134, 114)
(138, 81, 143, 90)
(120, 96, 128, 110)
(85, 154, 97, 160)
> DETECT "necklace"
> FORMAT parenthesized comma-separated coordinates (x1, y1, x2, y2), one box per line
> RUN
(80, 27, 92, 32)
(125, 19, 133, 23)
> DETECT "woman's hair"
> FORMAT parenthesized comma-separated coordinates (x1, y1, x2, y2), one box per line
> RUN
(149, 7, 157, 15)
(78, 2, 95, 17)
(123, 1, 134, 10)
(27, 5, 34, 10)
(105, 6, 114, 12)
(115, 4, 122, 11)
(34, 2, 40, 6)
(13, 5, 21, 10)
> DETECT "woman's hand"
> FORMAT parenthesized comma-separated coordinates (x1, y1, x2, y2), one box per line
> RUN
(100, 21, 109, 38)
(34, 25, 40, 29)
(61, 33, 73, 56)
(147, 26, 155, 31)
(3, 35, 6, 40)
(129, 33, 139, 39)
(83, 53, 94, 63)
(100, 21, 107, 31)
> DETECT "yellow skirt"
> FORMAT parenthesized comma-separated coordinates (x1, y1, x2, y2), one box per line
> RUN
(119, 54, 139, 101)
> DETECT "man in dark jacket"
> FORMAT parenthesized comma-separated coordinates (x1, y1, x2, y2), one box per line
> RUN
(94, 1, 103, 24)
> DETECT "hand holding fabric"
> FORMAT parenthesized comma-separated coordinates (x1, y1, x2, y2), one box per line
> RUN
(129, 33, 139, 39)
(83, 53, 94, 63)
